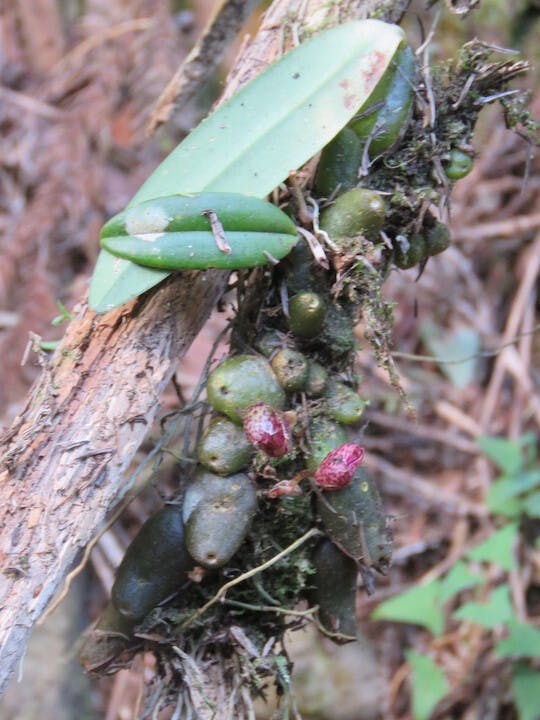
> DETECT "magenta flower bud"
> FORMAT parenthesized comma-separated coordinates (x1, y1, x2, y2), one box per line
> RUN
(313, 443, 365, 490)
(243, 403, 292, 458)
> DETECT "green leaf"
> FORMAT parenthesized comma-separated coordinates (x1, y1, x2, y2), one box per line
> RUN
(477, 436, 525, 475)
(420, 322, 480, 388)
(497, 622, 540, 659)
(372, 581, 445, 635)
(490, 470, 540, 502)
(522, 490, 540, 518)
(452, 585, 515, 629)
(487, 476, 526, 518)
(439, 561, 483, 604)
(488, 471, 540, 518)
(89, 252, 170, 314)
(89, 20, 406, 312)
(466, 523, 519, 572)
(511, 663, 540, 720)
(406, 651, 449, 720)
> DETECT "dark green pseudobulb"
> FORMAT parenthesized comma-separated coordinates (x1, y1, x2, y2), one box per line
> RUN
(183, 470, 258, 568)
(310, 539, 359, 642)
(317, 468, 392, 573)
(197, 416, 254, 475)
(111, 505, 193, 622)
(319, 188, 386, 241)
(206, 354, 285, 424)
(288, 291, 327, 339)
(271, 348, 309, 392)
(393, 234, 427, 269)
(314, 127, 363, 198)
(307, 415, 348, 472)
(426, 222, 451, 257)
(394, 221, 450, 269)
(317, 302, 357, 359)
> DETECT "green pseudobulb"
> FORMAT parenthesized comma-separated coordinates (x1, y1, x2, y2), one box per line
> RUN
(288, 291, 327, 339)
(325, 379, 367, 424)
(197, 416, 254, 475)
(320, 188, 386, 241)
(183, 470, 257, 568)
(206, 354, 285, 424)
(444, 149, 473, 180)
(271, 348, 310, 392)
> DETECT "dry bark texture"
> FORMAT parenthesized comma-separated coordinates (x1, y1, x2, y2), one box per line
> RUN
(0, 0, 410, 696)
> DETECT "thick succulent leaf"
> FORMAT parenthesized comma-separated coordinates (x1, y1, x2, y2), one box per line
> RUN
(89, 20, 406, 313)
(101, 231, 299, 270)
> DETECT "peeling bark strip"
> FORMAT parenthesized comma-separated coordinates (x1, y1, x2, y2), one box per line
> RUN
(0, 0, 409, 695)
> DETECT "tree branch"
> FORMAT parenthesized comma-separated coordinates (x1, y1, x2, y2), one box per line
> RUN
(0, 0, 409, 694)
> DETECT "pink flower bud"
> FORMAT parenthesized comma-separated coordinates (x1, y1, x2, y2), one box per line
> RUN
(313, 443, 364, 490)
(243, 403, 292, 458)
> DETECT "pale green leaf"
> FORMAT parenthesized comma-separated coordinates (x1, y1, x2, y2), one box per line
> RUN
(522, 490, 540, 518)
(89, 20, 406, 312)
(420, 322, 480, 388)
(477, 436, 525, 475)
(466, 523, 519, 572)
(511, 663, 540, 720)
(487, 476, 526, 518)
(88, 251, 169, 314)
(406, 651, 449, 720)
(488, 472, 540, 518)
(372, 581, 444, 635)
(497, 622, 540, 659)
(452, 585, 515, 628)
(439, 561, 483, 604)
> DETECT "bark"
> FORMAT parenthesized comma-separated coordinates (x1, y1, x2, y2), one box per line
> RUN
(0, 0, 409, 695)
